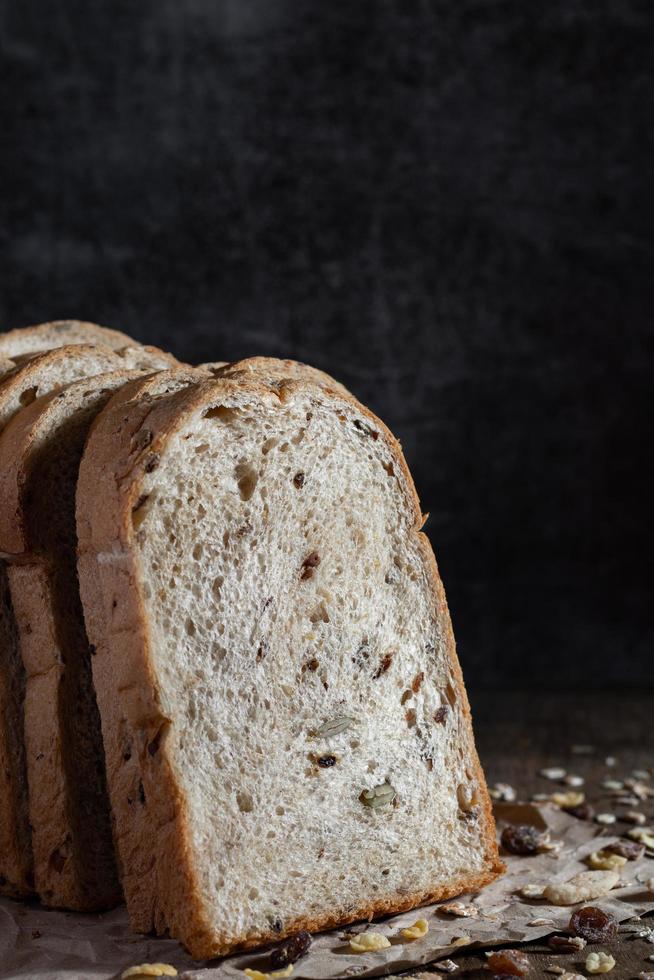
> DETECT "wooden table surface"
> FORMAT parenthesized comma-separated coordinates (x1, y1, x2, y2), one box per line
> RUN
(404, 691, 654, 980)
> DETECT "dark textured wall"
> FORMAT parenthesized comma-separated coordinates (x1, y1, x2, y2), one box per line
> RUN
(1, 2, 651, 688)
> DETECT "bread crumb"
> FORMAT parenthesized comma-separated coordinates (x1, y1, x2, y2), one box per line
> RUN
(348, 932, 391, 952)
(401, 918, 429, 940)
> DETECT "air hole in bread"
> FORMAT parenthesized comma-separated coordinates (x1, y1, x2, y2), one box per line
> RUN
(203, 405, 237, 421)
(185, 618, 196, 637)
(275, 805, 285, 816)
(132, 493, 153, 530)
(445, 681, 457, 706)
(237, 791, 254, 813)
(19, 385, 39, 406)
(308, 602, 330, 624)
(192, 543, 203, 560)
(194, 443, 210, 454)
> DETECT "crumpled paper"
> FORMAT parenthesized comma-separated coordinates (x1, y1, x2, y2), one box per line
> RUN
(1, 804, 652, 980)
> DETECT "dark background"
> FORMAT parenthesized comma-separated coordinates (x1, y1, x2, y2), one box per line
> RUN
(1, 2, 651, 689)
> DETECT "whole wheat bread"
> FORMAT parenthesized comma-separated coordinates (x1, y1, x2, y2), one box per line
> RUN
(74, 369, 211, 918)
(77, 370, 502, 957)
(0, 341, 176, 905)
(0, 319, 140, 357)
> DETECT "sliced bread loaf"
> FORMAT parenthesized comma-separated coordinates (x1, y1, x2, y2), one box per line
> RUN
(77, 372, 502, 956)
(0, 342, 177, 904)
(0, 319, 141, 357)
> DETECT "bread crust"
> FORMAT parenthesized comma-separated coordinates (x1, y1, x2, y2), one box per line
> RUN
(78, 372, 503, 958)
(0, 319, 135, 356)
(213, 356, 352, 397)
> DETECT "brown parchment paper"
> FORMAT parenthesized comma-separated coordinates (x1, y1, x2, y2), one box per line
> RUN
(1, 805, 652, 980)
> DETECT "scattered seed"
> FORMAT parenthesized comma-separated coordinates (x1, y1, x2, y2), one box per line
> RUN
(489, 782, 517, 802)
(434, 960, 459, 973)
(564, 775, 585, 787)
(595, 813, 617, 825)
(623, 811, 647, 825)
(605, 756, 617, 766)
(571, 744, 595, 754)
(540, 767, 567, 780)
(551, 791, 585, 808)
(528, 917, 556, 927)
(601, 780, 624, 791)
(627, 828, 654, 849)
(439, 902, 479, 918)
(632, 769, 651, 781)
(520, 882, 546, 899)
(564, 802, 595, 821)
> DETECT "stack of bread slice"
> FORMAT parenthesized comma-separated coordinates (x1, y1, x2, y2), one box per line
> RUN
(0, 320, 502, 957)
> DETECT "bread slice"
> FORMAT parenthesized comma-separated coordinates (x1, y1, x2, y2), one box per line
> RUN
(77, 371, 503, 957)
(0, 319, 139, 357)
(73, 369, 211, 918)
(0, 342, 177, 904)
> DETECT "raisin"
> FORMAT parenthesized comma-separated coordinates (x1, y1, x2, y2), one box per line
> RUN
(270, 930, 312, 968)
(411, 671, 425, 693)
(569, 906, 618, 943)
(485, 949, 530, 976)
(374, 651, 394, 678)
(317, 755, 336, 768)
(293, 472, 305, 488)
(500, 824, 547, 855)
(563, 802, 595, 821)
(434, 706, 448, 724)
(606, 839, 645, 860)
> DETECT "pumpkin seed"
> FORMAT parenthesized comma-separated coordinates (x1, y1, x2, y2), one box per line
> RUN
(312, 716, 355, 738)
(360, 781, 396, 809)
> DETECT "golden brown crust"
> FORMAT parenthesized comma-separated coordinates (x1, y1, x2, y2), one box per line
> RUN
(78, 371, 503, 958)
(214, 356, 351, 398)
